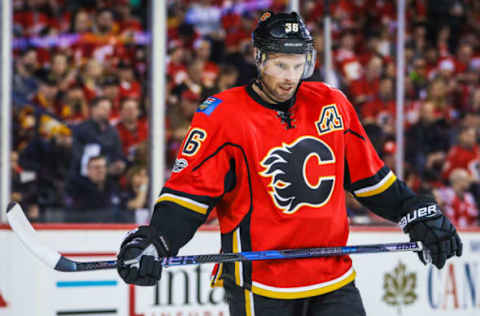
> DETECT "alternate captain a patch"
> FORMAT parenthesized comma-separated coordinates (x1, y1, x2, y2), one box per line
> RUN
(197, 96, 222, 116)
(315, 104, 344, 136)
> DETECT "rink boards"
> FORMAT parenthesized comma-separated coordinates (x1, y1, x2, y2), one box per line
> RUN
(0, 225, 479, 316)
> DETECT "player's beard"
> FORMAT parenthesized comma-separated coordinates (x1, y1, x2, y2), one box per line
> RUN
(260, 77, 298, 103)
(275, 82, 297, 101)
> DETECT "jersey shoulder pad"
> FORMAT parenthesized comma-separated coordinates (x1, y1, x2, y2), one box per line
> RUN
(301, 81, 350, 109)
(301, 81, 347, 98)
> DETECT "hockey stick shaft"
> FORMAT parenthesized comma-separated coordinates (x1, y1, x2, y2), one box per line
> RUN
(148, 241, 423, 267)
(55, 241, 425, 272)
(6, 202, 425, 272)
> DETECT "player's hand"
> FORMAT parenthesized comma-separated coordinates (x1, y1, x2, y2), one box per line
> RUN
(117, 226, 170, 286)
(399, 195, 462, 269)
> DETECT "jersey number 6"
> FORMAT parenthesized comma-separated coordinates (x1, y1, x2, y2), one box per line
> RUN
(182, 128, 207, 156)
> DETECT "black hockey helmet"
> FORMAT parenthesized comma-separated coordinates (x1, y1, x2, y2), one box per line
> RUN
(252, 11, 316, 79)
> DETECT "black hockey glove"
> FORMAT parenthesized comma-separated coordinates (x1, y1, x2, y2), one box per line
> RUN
(117, 226, 170, 286)
(399, 195, 462, 269)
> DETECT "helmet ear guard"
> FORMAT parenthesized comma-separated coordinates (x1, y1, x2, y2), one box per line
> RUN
(302, 49, 316, 79)
(254, 48, 267, 67)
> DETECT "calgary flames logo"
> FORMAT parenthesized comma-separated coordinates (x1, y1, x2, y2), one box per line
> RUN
(260, 136, 336, 214)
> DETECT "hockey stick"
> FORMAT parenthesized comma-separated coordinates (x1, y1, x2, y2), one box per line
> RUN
(6, 201, 429, 272)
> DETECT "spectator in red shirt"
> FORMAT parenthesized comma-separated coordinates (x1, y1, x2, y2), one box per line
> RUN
(14, 1, 51, 36)
(167, 40, 189, 87)
(361, 76, 396, 135)
(71, 9, 93, 34)
(224, 13, 253, 54)
(436, 25, 452, 58)
(48, 52, 78, 94)
(94, 8, 118, 36)
(424, 45, 440, 78)
(116, 98, 148, 162)
(202, 64, 239, 99)
(349, 55, 383, 106)
(69, 10, 96, 66)
(464, 88, 480, 128)
(118, 62, 142, 99)
(456, 42, 474, 73)
(381, 140, 397, 172)
(167, 89, 201, 165)
(442, 125, 480, 181)
(426, 77, 457, 123)
(172, 58, 205, 98)
(116, 1, 143, 35)
(335, 31, 362, 83)
(454, 42, 479, 108)
(375, 25, 394, 58)
(178, 89, 200, 128)
(80, 59, 103, 101)
(192, 38, 219, 89)
(436, 168, 479, 228)
(91, 9, 124, 68)
(99, 75, 121, 123)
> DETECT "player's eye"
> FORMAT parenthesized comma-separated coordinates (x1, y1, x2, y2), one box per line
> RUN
(276, 63, 288, 70)
(295, 64, 304, 70)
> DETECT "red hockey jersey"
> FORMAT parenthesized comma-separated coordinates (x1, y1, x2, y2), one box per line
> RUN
(158, 81, 397, 299)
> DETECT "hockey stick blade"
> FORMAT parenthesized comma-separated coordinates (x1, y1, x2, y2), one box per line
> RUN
(6, 202, 116, 271)
(6, 202, 426, 272)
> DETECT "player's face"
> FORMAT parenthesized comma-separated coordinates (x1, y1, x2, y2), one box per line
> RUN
(260, 53, 305, 102)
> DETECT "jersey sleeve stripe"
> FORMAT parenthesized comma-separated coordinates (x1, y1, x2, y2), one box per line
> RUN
(233, 228, 244, 287)
(156, 193, 209, 215)
(244, 289, 255, 316)
(210, 262, 224, 288)
(353, 171, 397, 197)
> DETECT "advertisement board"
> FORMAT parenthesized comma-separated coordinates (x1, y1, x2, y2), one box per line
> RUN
(0, 225, 478, 316)
(351, 230, 480, 316)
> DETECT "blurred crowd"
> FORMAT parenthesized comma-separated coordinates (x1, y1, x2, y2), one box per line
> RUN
(9, 0, 480, 227)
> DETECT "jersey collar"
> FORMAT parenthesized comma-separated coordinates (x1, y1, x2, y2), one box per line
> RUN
(245, 80, 299, 112)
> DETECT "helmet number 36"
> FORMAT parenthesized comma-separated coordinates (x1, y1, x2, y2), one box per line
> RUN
(285, 23, 299, 33)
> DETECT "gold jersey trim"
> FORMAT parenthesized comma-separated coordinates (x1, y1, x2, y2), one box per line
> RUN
(354, 171, 397, 197)
(250, 267, 356, 299)
(156, 193, 208, 215)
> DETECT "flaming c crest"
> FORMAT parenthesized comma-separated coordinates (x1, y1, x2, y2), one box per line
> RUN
(260, 137, 336, 214)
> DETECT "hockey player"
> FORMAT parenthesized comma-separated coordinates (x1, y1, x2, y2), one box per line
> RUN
(116, 11, 462, 316)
